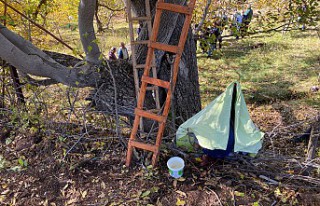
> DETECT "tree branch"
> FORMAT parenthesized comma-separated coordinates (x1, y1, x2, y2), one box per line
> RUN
(98, 2, 125, 12)
(194, 0, 212, 33)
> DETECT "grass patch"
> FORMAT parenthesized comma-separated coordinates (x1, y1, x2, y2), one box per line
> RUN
(197, 31, 320, 108)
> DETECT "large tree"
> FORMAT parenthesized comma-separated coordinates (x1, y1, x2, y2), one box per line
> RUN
(0, 0, 201, 129)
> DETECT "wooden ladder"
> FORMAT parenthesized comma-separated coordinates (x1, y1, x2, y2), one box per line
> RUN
(127, 0, 160, 132)
(126, 0, 196, 167)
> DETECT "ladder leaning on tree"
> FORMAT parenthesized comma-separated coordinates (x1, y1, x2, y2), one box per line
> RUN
(126, 0, 197, 167)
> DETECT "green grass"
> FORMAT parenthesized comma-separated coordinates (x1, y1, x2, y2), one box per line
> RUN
(197, 31, 320, 108)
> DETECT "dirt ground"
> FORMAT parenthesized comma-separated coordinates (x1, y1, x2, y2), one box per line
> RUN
(1, 104, 320, 206)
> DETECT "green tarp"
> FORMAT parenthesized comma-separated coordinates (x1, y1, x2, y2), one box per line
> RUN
(176, 81, 264, 154)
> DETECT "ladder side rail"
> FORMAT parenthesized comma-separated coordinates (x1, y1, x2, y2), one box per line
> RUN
(127, 0, 140, 99)
(146, 0, 160, 109)
(151, 0, 197, 165)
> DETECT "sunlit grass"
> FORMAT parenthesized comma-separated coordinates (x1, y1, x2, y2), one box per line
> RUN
(197, 31, 320, 109)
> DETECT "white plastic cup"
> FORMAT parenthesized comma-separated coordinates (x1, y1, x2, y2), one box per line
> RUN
(167, 156, 185, 178)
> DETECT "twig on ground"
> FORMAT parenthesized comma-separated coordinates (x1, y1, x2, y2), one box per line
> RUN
(259, 175, 279, 185)
(64, 133, 86, 160)
(205, 186, 223, 206)
(105, 60, 126, 148)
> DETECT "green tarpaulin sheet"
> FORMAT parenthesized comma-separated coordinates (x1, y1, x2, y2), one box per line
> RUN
(176, 81, 264, 154)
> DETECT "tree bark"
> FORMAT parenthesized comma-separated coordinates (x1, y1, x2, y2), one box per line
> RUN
(9, 65, 25, 105)
(78, 0, 101, 64)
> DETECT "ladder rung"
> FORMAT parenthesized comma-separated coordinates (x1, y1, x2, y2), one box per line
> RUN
(131, 40, 149, 45)
(129, 140, 157, 152)
(146, 86, 157, 91)
(142, 75, 170, 89)
(135, 64, 156, 69)
(157, 2, 192, 15)
(150, 42, 180, 54)
(148, 109, 160, 113)
(135, 108, 165, 122)
(130, 16, 151, 21)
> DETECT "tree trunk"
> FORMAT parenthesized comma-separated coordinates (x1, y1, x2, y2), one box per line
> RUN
(131, 0, 202, 124)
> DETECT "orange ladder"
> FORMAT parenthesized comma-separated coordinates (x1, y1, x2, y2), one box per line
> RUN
(126, 0, 196, 167)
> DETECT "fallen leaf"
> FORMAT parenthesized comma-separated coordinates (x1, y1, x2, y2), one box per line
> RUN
(81, 190, 88, 199)
(98, 192, 105, 198)
(177, 177, 186, 182)
(141, 190, 151, 198)
(101, 181, 106, 189)
(234, 191, 245, 197)
(176, 197, 186, 206)
(151, 186, 159, 193)
(173, 180, 177, 188)
(195, 157, 202, 162)
(175, 190, 187, 197)
(0, 189, 10, 195)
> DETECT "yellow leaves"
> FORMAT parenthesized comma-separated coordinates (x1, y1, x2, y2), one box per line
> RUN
(195, 157, 202, 162)
(234, 191, 245, 197)
(151, 186, 160, 193)
(1, 183, 8, 189)
(101, 181, 106, 189)
(175, 190, 187, 198)
(274, 187, 282, 196)
(80, 190, 88, 199)
(0, 194, 6, 204)
(176, 197, 186, 206)
(175, 190, 187, 206)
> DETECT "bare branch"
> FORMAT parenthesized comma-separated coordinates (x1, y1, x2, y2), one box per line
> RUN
(98, 2, 125, 12)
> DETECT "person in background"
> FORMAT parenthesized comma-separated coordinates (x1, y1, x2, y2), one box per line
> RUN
(297, 3, 307, 30)
(242, 4, 253, 36)
(217, 14, 228, 49)
(118, 42, 129, 60)
(108, 47, 117, 61)
(207, 21, 222, 57)
(231, 10, 243, 39)
(199, 26, 209, 54)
